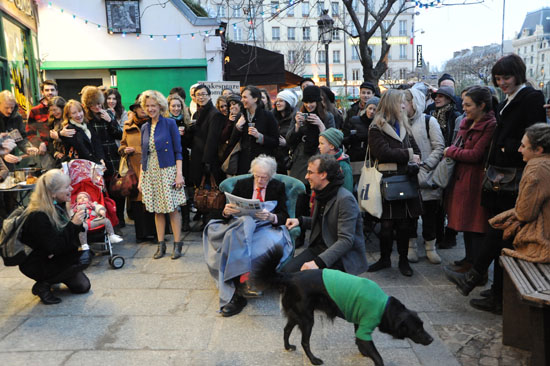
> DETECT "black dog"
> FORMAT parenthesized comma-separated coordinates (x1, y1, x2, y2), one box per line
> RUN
(252, 248, 433, 366)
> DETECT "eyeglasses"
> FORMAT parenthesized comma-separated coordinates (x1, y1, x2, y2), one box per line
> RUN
(195, 93, 209, 97)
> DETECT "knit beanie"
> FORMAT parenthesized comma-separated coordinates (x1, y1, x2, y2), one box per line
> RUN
(320, 128, 344, 149)
(438, 73, 455, 86)
(302, 85, 322, 103)
(365, 96, 380, 108)
(276, 89, 298, 109)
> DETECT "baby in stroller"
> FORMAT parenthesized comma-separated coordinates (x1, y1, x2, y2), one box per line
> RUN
(72, 191, 123, 248)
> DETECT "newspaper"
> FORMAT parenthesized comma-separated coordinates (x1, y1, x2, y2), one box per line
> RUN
(224, 192, 277, 216)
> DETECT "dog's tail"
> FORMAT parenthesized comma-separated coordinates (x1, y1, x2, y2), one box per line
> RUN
(251, 246, 291, 291)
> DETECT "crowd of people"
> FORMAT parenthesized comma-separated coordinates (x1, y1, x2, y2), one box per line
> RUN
(1, 53, 550, 319)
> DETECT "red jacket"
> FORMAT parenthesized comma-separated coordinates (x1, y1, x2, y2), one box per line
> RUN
(446, 111, 496, 233)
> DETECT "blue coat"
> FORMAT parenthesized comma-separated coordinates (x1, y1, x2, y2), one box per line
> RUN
(141, 116, 182, 171)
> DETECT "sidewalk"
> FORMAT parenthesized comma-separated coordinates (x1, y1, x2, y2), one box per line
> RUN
(0, 224, 530, 365)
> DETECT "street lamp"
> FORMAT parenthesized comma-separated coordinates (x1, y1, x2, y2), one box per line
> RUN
(317, 10, 334, 87)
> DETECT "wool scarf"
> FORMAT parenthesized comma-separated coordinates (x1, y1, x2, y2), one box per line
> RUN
(71, 120, 91, 140)
(432, 104, 453, 132)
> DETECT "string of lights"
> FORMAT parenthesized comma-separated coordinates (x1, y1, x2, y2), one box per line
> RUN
(45, 1, 223, 40)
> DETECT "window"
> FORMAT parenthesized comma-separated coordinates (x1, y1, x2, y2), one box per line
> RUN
(288, 51, 297, 64)
(400, 68, 407, 79)
(352, 69, 360, 81)
(383, 20, 391, 34)
(369, 46, 375, 60)
(317, 2, 324, 16)
(399, 45, 407, 59)
(272, 27, 280, 41)
(333, 50, 340, 63)
(524, 46, 527, 53)
(348, 23, 358, 37)
(233, 7, 241, 17)
(271, 1, 279, 15)
(332, 2, 339, 16)
(367, 20, 374, 31)
(542, 54, 545, 62)
(217, 5, 226, 17)
(318, 50, 327, 63)
(287, 5, 294, 16)
(529, 69, 533, 77)
(352, 0, 358, 11)
(332, 29, 340, 40)
(399, 20, 407, 36)
(304, 51, 311, 64)
(517, 48, 520, 54)
(531, 45, 534, 52)
(247, 29, 256, 41)
(302, 1, 309, 16)
(531, 55, 534, 64)
(303, 27, 311, 40)
(288, 27, 295, 40)
(233, 27, 242, 41)
(352, 46, 360, 60)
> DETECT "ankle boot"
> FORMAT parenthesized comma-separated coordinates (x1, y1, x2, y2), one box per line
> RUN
(153, 241, 166, 259)
(424, 239, 441, 264)
(407, 238, 419, 263)
(181, 206, 191, 232)
(398, 256, 413, 277)
(444, 266, 483, 296)
(171, 241, 183, 260)
(32, 282, 61, 305)
(367, 257, 391, 272)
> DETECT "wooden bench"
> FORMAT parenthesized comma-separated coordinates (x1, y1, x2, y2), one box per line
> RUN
(500, 255, 550, 366)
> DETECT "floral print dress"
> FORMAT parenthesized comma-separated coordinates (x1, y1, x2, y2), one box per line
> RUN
(141, 123, 186, 213)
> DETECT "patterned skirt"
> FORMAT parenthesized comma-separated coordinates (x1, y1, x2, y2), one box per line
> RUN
(142, 149, 187, 214)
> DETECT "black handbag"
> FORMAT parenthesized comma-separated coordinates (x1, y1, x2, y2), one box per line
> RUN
(482, 138, 522, 194)
(381, 175, 419, 201)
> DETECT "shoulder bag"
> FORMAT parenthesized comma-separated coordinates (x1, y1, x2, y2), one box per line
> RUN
(194, 175, 226, 211)
(482, 138, 522, 194)
(357, 147, 383, 218)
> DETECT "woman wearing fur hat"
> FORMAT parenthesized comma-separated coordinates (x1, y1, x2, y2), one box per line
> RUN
(81, 86, 125, 228)
(273, 89, 297, 174)
(287, 85, 335, 185)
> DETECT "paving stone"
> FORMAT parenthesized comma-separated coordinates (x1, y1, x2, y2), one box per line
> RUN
(65, 350, 180, 366)
(0, 351, 74, 366)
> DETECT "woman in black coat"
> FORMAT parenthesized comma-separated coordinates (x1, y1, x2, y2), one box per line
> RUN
(367, 90, 422, 277)
(19, 169, 90, 305)
(60, 100, 105, 165)
(272, 90, 297, 174)
(230, 86, 279, 175)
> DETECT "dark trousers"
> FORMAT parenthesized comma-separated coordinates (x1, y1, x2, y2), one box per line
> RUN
(463, 231, 485, 264)
(412, 200, 438, 241)
(379, 218, 416, 259)
(282, 243, 345, 273)
(435, 201, 457, 241)
(473, 226, 514, 300)
(105, 175, 127, 226)
(129, 200, 157, 240)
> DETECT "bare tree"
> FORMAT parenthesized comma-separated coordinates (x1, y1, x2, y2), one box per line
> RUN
(341, 0, 415, 84)
(444, 44, 501, 85)
(285, 43, 314, 76)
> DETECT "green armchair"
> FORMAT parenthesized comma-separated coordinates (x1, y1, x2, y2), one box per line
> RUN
(219, 174, 306, 244)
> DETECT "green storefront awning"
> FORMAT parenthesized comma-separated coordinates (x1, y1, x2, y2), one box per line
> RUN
(41, 59, 207, 70)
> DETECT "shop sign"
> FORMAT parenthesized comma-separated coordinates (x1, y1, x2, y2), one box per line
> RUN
(197, 81, 241, 104)
(6, 0, 34, 18)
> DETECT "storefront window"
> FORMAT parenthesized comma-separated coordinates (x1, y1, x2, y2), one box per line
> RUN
(3, 17, 35, 117)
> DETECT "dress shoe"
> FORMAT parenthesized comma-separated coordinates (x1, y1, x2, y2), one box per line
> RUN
(398, 257, 413, 277)
(221, 294, 247, 317)
(78, 249, 93, 268)
(367, 258, 391, 272)
(450, 262, 473, 273)
(470, 296, 502, 314)
(32, 282, 61, 305)
(444, 266, 483, 296)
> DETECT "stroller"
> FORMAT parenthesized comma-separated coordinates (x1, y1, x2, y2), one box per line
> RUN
(62, 159, 125, 269)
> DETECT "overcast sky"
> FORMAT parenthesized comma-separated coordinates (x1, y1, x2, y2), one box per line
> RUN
(415, 0, 549, 70)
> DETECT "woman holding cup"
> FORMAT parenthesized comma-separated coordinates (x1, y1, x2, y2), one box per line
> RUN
(230, 86, 279, 175)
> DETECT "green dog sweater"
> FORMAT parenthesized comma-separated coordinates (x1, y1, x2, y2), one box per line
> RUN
(322, 269, 389, 341)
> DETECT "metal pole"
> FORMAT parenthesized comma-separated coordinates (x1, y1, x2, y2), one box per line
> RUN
(501, 0, 506, 56)
(325, 43, 330, 87)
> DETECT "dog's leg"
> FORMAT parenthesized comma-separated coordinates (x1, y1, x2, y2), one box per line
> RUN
(284, 318, 297, 351)
(299, 317, 323, 365)
(356, 339, 384, 366)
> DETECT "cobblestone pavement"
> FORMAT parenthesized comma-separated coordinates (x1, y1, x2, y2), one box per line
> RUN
(434, 323, 530, 366)
(0, 221, 534, 365)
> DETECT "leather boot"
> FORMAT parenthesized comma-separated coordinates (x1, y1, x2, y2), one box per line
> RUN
(153, 241, 166, 259)
(444, 266, 483, 296)
(171, 241, 183, 260)
(32, 282, 61, 305)
(407, 238, 419, 263)
(424, 239, 441, 264)
(470, 295, 502, 314)
(181, 206, 191, 232)
(398, 256, 413, 277)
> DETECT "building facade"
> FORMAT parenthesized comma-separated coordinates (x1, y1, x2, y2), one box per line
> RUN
(200, 0, 415, 94)
(37, 0, 222, 108)
(513, 7, 550, 99)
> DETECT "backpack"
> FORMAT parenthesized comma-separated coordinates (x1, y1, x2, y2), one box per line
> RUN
(0, 207, 32, 266)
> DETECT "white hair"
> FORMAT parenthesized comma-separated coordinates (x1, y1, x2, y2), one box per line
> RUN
(249, 154, 277, 178)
